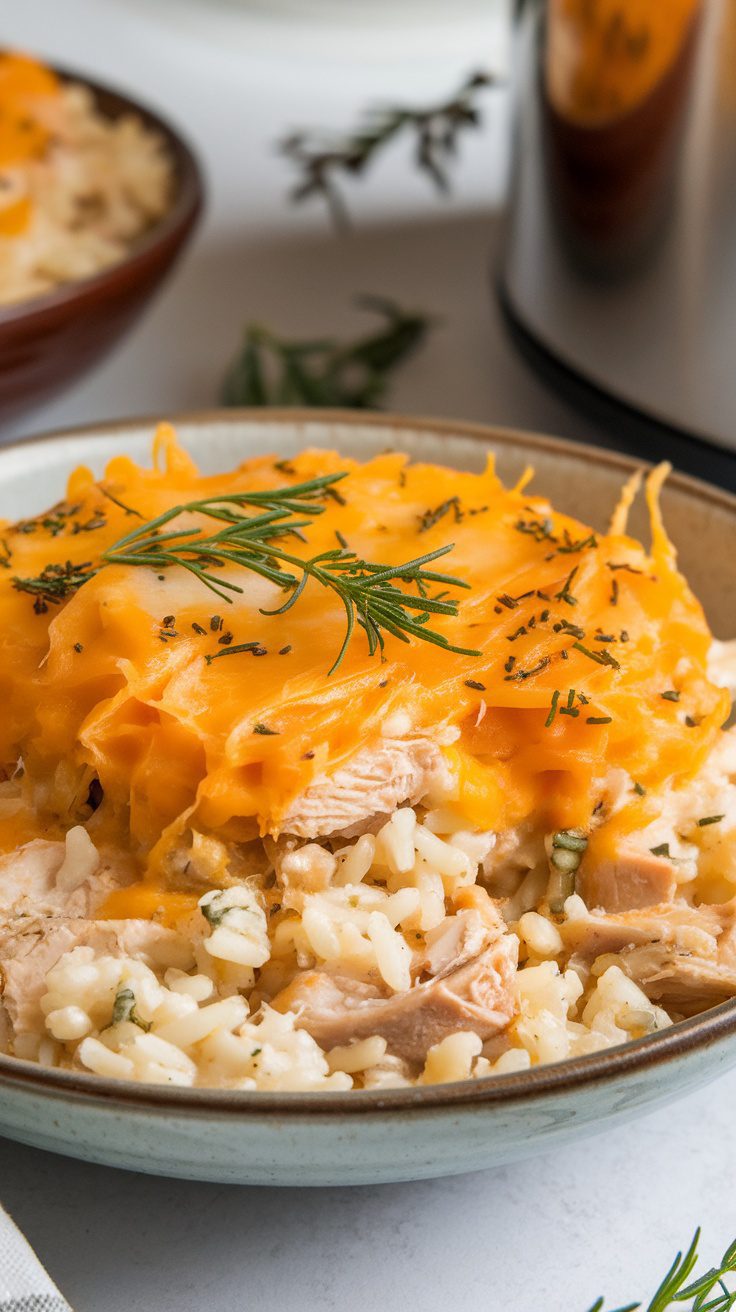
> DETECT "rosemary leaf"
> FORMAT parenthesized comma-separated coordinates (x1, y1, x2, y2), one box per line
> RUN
(581, 1226, 736, 1312)
(110, 986, 150, 1032)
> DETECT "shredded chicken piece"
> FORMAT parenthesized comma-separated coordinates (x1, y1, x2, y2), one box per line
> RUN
(578, 845, 677, 913)
(562, 897, 736, 1015)
(0, 836, 135, 920)
(280, 736, 448, 838)
(271, 909, 518, 1064)
(0, 917, 193, 1038)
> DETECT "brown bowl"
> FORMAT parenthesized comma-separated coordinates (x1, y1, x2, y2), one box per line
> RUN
(0, 64, 204, 422)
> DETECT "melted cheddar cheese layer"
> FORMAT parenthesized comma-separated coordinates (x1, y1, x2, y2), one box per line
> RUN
(0, 427, 727, 880)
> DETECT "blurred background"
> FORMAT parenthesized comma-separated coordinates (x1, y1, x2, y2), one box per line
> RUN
(3, 0, 734, 483)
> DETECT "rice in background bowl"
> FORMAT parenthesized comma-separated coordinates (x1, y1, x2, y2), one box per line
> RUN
(0, 52, 174, 306)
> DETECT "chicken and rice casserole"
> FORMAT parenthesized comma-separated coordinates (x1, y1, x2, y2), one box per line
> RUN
(0, 426, 735, 1091)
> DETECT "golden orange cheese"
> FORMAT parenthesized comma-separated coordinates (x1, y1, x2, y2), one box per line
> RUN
(0, 426, 728, 909)
(0, 53, 60, 234)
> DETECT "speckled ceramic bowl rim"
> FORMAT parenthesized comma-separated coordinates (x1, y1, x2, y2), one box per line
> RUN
(1, 406, 735, 1117)
(0, 59, 203, 327)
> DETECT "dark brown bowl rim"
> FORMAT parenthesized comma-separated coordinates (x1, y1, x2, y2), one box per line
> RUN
(1, 406, 735, 1118)
(0, 58, 204, 326)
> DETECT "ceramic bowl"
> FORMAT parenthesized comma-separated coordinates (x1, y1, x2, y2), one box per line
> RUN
(0, 409, 735, 1187)
(0, 67, 203, 422)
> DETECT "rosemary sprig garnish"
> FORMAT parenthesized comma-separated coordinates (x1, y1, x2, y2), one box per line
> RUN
(547, 827, 588, 911)
(557, 530, 598, 554)
(99, 486, 145, 519)
(13, 559, 97, 607)
(110, 986, 150, 1033)
(205, 641, 265, 665)
(585, 1227, 736, 1311)
(261, 545, 479, 675)
(418, 497, 462, 534)
(14, 500, 82, 537)
(515, 515, 555, 544)
(11, 471, 479, 676)
(504, 656, 550, 683)
(545, 689, 561, 727)
(221, 296, 432, 409)
(279, 70, 496, 228)
(572, 640, 621, 671)
(556, 566, 580, 606)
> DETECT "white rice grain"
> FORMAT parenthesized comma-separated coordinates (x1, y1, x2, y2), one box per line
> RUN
(518, 911, 564, 957)
(155, 995, 248, 1048)
(333, 834, 376, 886)
(45, 1005, 92, 1042)
(421, 1032, 482, 1084)
(55, 825, 99, 891)
(414, 826, 473, 882)
(379, 807, 417, 875)
(367, 913, 412, 992)
(327, 1035, 387, 1074)
(78, 1037, 135, 1081)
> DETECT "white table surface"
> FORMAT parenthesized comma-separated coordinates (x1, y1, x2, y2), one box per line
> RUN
(1, 3, 734, 1309)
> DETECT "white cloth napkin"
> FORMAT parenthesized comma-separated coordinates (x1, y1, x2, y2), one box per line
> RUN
(0, 1204, 72, 1311)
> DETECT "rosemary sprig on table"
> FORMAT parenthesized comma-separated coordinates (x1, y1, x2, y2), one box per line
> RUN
(279, 70, 496, 228)
(11, 471, 479, 675)
(586, 1228, 736, 1311)
(221, 296, 433, 409)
